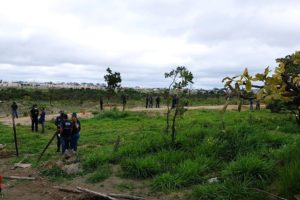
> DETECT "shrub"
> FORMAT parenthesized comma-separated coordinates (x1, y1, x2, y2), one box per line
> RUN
(213, 130, 249, 161)
(247, 132, 290, 150)
(121, 156, 161, 179)
(222, 154, 274, 186)
(83, 151, 113, 171)
(151, 172, 183, 191)
(279, 160, 300, 199)
(191, 184, 223, 200)
(156, 150, 189, 172)
(86, 165, 111, 183)
(175, 159, 207, 186)
(191, 181, 265, 200)
(94, 110, 129, 120)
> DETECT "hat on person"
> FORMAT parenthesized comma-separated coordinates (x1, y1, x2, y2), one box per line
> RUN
(72, 113, 77, 118)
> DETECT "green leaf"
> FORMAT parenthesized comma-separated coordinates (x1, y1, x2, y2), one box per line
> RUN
(245, 80, 252, 92)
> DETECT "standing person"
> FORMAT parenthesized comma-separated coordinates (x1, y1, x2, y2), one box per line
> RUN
(249, 98, 254, 111)
(256, 100, 260, 110)
(121, 95, 127, 111)
(30, 104, 39, 132)
(11, 101, 18, 118)
(156, 96, 160, 108)
(172, 95, 177, 109)
(39, 108, 46, 133)
(60, 114, 73, 154)
(55, 111, 64, 152)
(71, 113, 81, 152)
(100, 96, 104, 111)
(149, 96, 153, 108)
(145, 95, 149, 108)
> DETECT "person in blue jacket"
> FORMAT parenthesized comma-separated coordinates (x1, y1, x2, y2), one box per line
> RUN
(71, 113, 81, 152)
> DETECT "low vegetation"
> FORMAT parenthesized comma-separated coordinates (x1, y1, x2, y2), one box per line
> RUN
(1, 108, 299, 199)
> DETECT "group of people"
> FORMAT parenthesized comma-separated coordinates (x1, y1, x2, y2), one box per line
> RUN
(30, 104, 46, 133)
(145, 95, 160, 108)
(55, 111, 81, 153)
(249, 98, 261, 111)
(10, 102, 80, 154)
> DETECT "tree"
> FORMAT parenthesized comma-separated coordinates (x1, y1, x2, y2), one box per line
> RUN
(104, 68, 122, 107)
(165, 66, 194, 143)
(223, 51, 300, 124)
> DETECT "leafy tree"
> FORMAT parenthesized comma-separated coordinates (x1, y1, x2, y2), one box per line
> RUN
(104, 68, 122, 106)
(223, 51, 300, 124)
(165, 66, 194, 143)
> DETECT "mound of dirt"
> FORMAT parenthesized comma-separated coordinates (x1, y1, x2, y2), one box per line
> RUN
(43, 150, 82, 175)
(0, 150, 16, 158)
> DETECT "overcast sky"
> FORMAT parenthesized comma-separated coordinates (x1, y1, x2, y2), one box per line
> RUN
(0, 0, 300, 88)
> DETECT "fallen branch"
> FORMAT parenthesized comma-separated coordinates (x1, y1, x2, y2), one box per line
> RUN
(108, 193, 145, 200)
(77, 187, 117, 200)
(3, 176, 35, 180)
(250, 188, 288, 200)
(53, 186, 82, 194)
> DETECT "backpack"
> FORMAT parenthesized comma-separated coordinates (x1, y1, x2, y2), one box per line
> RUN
(62, 120, 73, 137)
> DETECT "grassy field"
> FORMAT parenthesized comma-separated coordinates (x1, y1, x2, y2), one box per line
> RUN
(1, 108, 300, 199)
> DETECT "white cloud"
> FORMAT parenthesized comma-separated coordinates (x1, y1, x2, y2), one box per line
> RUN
(0, 0, 299, 88)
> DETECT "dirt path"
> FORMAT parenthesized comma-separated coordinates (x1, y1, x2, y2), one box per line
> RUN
(0, 104, 264, 126)
(0, 112, 94, 126)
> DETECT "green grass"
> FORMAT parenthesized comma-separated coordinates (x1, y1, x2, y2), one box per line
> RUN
(1, 108, 300, 199)
(86, 165, 112, 183)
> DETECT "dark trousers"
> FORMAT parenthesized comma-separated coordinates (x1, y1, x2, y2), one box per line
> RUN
(71, 133, 80, 151)
(100, 103, 103, 111)
(31, 118, 38, 132)
(156, 102, 160, 108)
(56, 131, 61, 151)
(61, 136, 71, 153)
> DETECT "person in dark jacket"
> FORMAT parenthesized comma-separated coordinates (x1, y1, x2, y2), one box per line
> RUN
(155, 96, 160, 108)
(60, 114, 73, 154)
(71, 113, 81, 152)
(171, 95, 178, 109)
(145, 95, 149, 108)
(100, 96, 104, 111)
(55, 111, 64, 152)
(149, 96, 153, 108)
(39, 108, 46, 133)
(11, 101, 18, 118)
(30, 104, 39, 132)
(121, 95, 127, 111)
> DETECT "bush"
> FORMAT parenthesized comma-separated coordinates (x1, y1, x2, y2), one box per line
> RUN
(222, 154, 274, 186)
(83, 151, 113, 171)
(86, 165, 111, 183)
(121, 156, 161, 179)
(175, 159, 207, 186)
(151, 172, 182, 191)
(191, 184, 223, 200)
(94, 110, 129, 120)
(279, 160, 300, 199)
(156, 150, 189, 172)
(191, 181, 265, 200)
(213, 129, 250, 161)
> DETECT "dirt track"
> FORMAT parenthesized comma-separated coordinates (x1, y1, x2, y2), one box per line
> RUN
(0, 104, 263, 126)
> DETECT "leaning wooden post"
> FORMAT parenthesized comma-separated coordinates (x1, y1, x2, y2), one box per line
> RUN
(12, 115, 19, 157)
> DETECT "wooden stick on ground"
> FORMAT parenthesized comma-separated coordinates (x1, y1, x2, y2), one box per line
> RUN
(53, 186, 82, 194)
(250, 188, 288, 200)
(3, 176, 35, 180)
(76, 187, 117, 200)
(108, 193, 145, 200)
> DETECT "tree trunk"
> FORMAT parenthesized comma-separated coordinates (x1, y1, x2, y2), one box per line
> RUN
(171, 107, 179, 143)
(297, 108, 300, 125)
